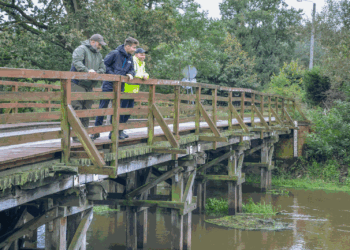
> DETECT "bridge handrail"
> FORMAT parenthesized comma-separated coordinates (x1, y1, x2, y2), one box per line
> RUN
(0, 67, 307, 175)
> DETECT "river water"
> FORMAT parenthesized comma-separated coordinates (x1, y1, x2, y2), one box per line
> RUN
(87, 182, 350, 250)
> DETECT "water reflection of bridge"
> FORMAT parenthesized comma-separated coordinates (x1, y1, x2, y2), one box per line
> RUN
(0, 68, 307, 249)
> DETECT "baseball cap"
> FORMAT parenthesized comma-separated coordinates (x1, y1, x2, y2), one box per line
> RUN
(90, 34, 107, 46)
(135, 48, 148, 54)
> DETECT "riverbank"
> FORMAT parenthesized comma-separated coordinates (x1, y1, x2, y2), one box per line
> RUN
(246, 173, 350, 192)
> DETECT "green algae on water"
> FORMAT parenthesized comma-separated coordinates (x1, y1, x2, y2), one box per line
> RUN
(205, 214, 292, 231)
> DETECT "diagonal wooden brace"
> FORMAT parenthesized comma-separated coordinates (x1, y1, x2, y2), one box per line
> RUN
(67, 105, 106, 168)
(295, 103, 310, 122)
(197, 150, 234, 174)
(283, 107, 295, 126)
(68, 208, 93, 250)
(125, 166, 183, 199)
(270, 107, 284, 126)
(199, 102, 220, 137)
(229, 104, 249, 133)
(252, 105, 269, 129)
(152, 104, 179, 148)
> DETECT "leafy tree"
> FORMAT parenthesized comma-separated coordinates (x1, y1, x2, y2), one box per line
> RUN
(219, 0, 302, 85)
(265, 60, 305, 100)
(151, 33, 258, 89)
(304, 67, 331, 106)
(315, 0, 350, 104)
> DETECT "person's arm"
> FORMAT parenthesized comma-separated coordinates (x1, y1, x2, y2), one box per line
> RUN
(96, 55, 106, 74)
(126, 58, 136, 77)
(72, 46, 88, 72)
(104, 51, 116, 74)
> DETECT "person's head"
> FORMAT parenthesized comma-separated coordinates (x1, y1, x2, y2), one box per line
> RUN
(135, 48, 147, 62)
(90, 34, 106, 52)
(124, 37, 139, 55)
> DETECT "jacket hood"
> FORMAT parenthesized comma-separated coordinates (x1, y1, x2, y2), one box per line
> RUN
(116, 44, 128, 56)
(81, 39, 99, 53)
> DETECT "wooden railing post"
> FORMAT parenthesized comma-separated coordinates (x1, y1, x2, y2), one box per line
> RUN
(111, 81, 121, 170)
(45, 87, 51, 112)
(195, 86, 201, 135)
(212, 88, 218, 149)
(268, 96, 271, 124)
(173, 86, 180, 140)
(148, 85, 155, 145)
(281, 98, 285, 121)
(61, 79, 71, 165)
(212, 88, 217, 126)
(240, 92, 245, 119)
(251, 93, 255, 128)
(13, 85, 18, 113)
(228, 91, 233, 131)
(261, 95, 264, 117)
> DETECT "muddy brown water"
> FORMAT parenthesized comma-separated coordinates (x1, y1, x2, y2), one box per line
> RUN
(86, 182, 350, 250)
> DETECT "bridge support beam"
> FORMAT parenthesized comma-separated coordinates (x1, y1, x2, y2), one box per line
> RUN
(126, 172, 137, 250)
(228, 150, 244, 215)
(171, 169, 184, 250)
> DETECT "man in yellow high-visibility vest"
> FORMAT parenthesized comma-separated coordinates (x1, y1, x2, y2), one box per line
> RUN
(133, 48, 149, 80)
(124, 48, 149, 94)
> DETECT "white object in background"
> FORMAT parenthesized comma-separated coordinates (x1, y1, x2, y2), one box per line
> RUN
(294, 121, 298, 157)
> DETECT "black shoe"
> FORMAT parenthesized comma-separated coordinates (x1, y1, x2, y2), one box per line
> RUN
(119, 130, 126, 140)
(90, 133, 100, 140)
(121, 130, 129, 138)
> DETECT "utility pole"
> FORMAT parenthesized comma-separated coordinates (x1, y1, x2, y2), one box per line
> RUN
(309, 3, 316, 69)
(297, 0, 316, 69)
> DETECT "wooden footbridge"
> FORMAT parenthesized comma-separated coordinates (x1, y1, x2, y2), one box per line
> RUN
(0, 68, 307, 250)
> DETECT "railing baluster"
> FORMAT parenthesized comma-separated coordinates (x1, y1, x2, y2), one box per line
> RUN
(111, 81, 121, 169)
(240, 92, 245, 120)
(173, 86, 180, 140)
(251, 93, 255, 128)
(261, 95, 264, 117)
(13, 85, 18, 113)
(212, 88, 218, 149)
(61, 79, 71, 165)
(282, 98, 285, 121)
(228, 91, 233, 131)
(268, 96, 271, 124)
(195, 86, 201, 135)
(148, 85, 155, 145)
(212, 88, 217, 126)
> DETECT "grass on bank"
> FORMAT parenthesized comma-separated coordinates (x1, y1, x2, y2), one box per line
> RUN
(245, 159, 350, 192)
(205, 197, 278, 216)
(93, 206, 119, 215)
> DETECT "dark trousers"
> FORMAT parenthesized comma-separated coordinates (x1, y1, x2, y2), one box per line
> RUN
(94, 88, 134, 127)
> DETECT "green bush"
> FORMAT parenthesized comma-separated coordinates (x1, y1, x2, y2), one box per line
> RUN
(306, 101, 350, 164)
(265, 61, 305, 101)
(304, 67, 331, 106)
(242, 198, 278, 215)
(205, 198, 228, 216)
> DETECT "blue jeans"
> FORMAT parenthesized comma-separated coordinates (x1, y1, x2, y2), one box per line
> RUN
(94, 82, 134, 126)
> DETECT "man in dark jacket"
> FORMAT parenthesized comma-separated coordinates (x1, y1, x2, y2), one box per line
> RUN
(70, 34, 106, 143)
(92, 37, 138, 140)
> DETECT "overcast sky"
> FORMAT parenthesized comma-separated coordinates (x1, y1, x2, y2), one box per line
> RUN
(195, 0, 327, 20)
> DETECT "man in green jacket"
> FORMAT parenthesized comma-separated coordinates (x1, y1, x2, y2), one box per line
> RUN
(70, 34, 106, 142)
